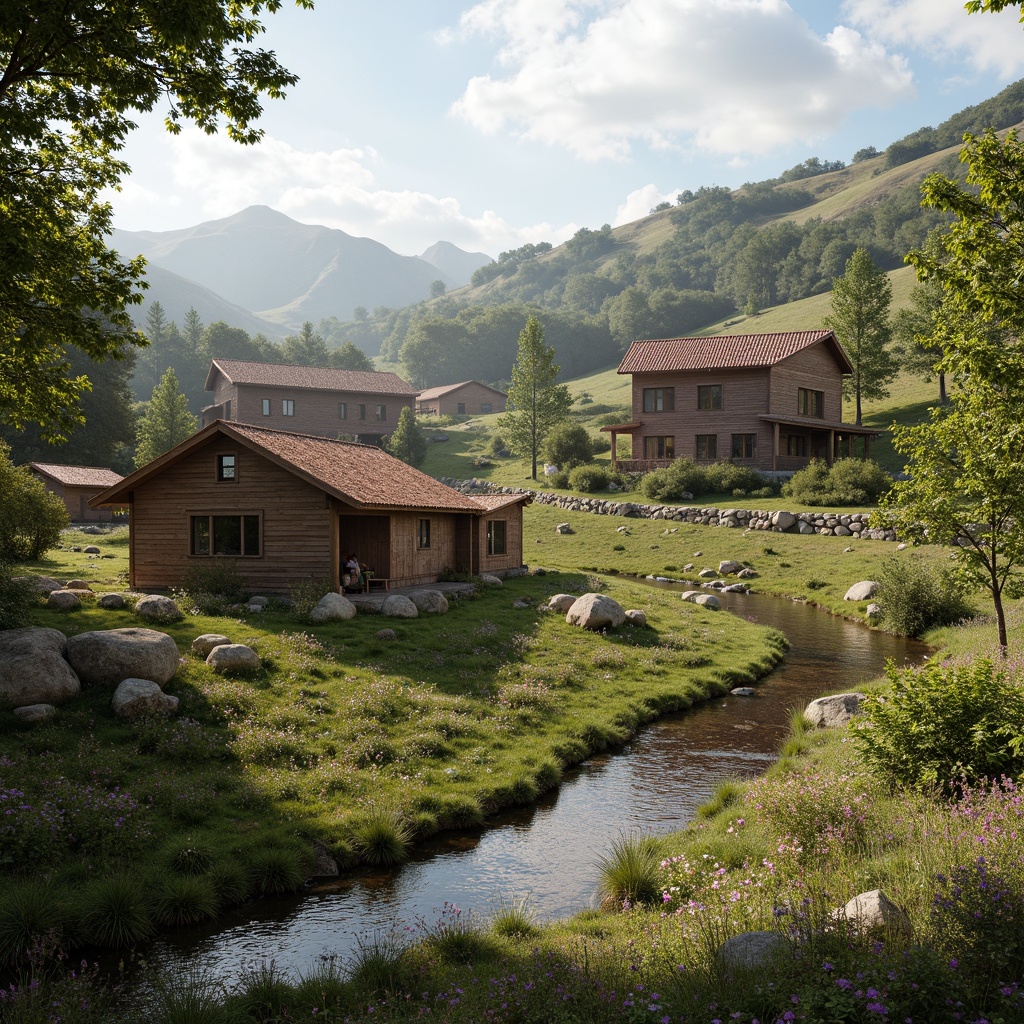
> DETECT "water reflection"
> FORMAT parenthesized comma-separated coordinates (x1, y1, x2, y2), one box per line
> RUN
(150, 588, 928, 979)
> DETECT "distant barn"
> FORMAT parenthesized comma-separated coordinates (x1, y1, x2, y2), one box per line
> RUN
(416, 381, 507, 417)
(28, 464, 124, 523)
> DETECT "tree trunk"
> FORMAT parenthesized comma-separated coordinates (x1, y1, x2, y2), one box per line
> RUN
(994, 588, 1008, 657)
(939, 372, 947, 405)
(855, 385, 863, 427)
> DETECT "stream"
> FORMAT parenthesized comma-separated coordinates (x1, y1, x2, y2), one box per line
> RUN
(147, 586, 929, 980)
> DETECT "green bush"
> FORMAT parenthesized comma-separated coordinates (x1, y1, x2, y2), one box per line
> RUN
(875, 555, 974, 636)
(544, 421, 593, 470)
(290, 577, 335, 618)
(180, 559, 249, 603)
(852, 659, 1024, 795)
(547, 470, 569, 489)
(0, 565, 37, 630)
(783, 458, 891, 506)
(0, 442, 69, 561)
(640, 458, 707, 501)
(702, 461, 770, 495)
(568, 464, 609, 493)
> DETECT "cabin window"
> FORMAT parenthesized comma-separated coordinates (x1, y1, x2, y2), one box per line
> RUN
(216, 454, 236, 481)
(480, 402, 492, 414)
(695, 434, 717, 461)
(732, 433, 757, 460)
(457, 402, 466, 414)
(358, 404, 367, 420)
(798, 388, 824, 418)
(191, 514, 261, 556)
(644, 436, 674, 460)
(418, 518, 431, 549)
(787, 435, 807, 457)
(261, 399, 271, 416)
(697, 384, 722, 410)
(642, 387, 674, 412)
(486, 519, 507, 556)
(338, 402, 347, 420)
(282, 399, 295, 417)
(376, 404, 387, 421)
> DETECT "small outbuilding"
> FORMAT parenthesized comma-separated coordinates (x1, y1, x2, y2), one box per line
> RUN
(28, 463, 125, 523)
(416, 381, 507, 417)
(89, 421, 529, 593)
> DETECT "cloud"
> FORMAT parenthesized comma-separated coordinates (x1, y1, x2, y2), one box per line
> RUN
(842, 0, 1024, 80)
(613, 184, 680, 226)
(448, 0, 914, 160)
(113, 129, 573, 256)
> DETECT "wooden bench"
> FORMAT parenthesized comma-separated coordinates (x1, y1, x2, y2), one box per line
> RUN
(365, 577, 390, 592)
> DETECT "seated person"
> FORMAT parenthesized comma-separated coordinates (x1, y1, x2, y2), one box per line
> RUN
(343, 554, 362, 591)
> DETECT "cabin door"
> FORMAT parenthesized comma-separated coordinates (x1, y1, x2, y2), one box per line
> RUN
(339, 515, 391, 582)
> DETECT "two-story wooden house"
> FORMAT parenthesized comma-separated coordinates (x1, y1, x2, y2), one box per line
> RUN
(602, 331, 878, 473)
(202, 359, 418, 446)
(416, 381, 507, 417)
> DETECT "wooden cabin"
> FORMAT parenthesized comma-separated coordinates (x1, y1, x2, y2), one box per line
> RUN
(90, 421, 529, 593)
(416, 380, 507, 417)
(28, 463, 125, 523)
(601, 331, 879, 473)
(202, 359, 418, 446)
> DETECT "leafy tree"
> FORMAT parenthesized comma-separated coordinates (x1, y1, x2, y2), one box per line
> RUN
(385, 406, 427, 469)
(1, 0, 309, 439)
(135, 369, 198, 468)
(429, 280, 447, 299)
(0, 441, 69, 561)
(544, 421, 593, 471)
(199, 322, 278, 364)
(281, 322, 330, 366)
(891, 276, 947, 404)
(328, 342, 374, 372)
(823, 247, 897, 425)
(499, 317, 572, 480)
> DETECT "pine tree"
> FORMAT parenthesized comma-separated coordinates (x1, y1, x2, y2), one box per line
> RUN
(499, 317, 572, 479)
(135, 368, 198, 467)
(386, 406, 427, 468)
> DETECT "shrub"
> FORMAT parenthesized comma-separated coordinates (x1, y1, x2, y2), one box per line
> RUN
(0, 443, 69, 561)
(547, 470, 569, 489)
(568, 464, 609, 493)
(640, 457, 706, 502)
(852, 659, 1024, 795)
(875, 555, 973, 637)
(290, 577, 335, 618)
(180, 558, 249, 603)
(702, 460, 770, 495)
(783, 458, 891, 506)
(544, 421, 593, 470)
(0, 565, 37, 630)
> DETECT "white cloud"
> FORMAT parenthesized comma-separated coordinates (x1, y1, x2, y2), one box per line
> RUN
(448, 0, 914, 160)
(842, 0, 1024, 79)
(613, 184, 679, 226)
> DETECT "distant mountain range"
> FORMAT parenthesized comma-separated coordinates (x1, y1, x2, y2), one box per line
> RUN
(111, 206, 492, 335)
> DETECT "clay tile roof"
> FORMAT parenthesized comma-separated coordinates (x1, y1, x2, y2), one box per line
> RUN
(29, 464, 123, 488)
(618, 330, 851, 374)
(470, 492, 532, 512)
(208, 359, 417, 396)
(417, 380, 507, 401)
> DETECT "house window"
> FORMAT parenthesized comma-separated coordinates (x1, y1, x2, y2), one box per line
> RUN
(480, 402, 492, 414)
(216, 454, 236, 481)
(261, 399, 271, 416)
(358, 404, 367, 421)
(282, 399, 295, 417)
(695, 434, 717, 461)
(642, 387, 674, 412)
(418, 518, 431, 549)
(457, 402, 466, 414)
(191, 514, 261, 556)
(787, 435, 807, 457)
(338, 402, 347, 420)
(644, 436, 674, 460)
(798, 388, 824, 418)
(486, 519, 507, 556)
(697, 385, 723, 410)
(732, 433, 757, 460)
(376, 404, 387, 421)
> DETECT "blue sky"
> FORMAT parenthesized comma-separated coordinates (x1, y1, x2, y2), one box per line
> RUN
(109, 0, 1024, 258)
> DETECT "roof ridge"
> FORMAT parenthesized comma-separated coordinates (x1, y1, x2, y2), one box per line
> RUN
(224, 420, 383, 450)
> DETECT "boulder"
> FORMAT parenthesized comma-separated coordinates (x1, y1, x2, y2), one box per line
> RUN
(47, 590, 82, 611)
(772, 510, 796, 531)
(248, 596, 269, 607)
(805, 692, 866, 729)
(624, 609, 647, 627)
(694, 593, 722, 610)
(191, 634, 232, 658)
(865, 602, 882, 625)
(27, 575, 63, 595)
(309, 593, 357, 623)
(206, 643, 261, 674)
(843, 580, 880, 602)
(731, 687, 757, 697)
(737, 568, 758, 579)
(12, 703, 58, 724)
(547, 594, 577, 613)
(479, 574, 503, 586)
(409, 590, 449, 614)
(698, 568, 718, 579)
(111, 678, 179, 719)
(65, 579, 93, 591)
(555, 522, 574, 535)
(836, 889, 911, 939)
(718, 560, 744, 575)
(566, 593, 626, 631)
(0, 628, 80, 706)
(83, 546, 101, 555)
(716, 931, 786, 971)
(96, 593, 127, 610)
(512, 597, 532, 609)
(311, 840, 339, 878)
(375, 628, 397, 641)
(65, 627, 179, 687)
(381, 594, 418, 618)
(134, 594, 183, 622)
(680, 591, 703, 602)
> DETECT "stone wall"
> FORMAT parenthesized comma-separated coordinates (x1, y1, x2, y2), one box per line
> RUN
(440, 479, 898, 542)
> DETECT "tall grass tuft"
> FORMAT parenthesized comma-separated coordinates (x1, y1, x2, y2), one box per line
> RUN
(596, 832, 665, 909)
(489, 895, 540, 940)
(0, 880, 66, 965)
(696, 779, 745, 820)
(349, 802, 413, 866)
(209, 859, 249, 908)
(293, 955, 350, 1015)
(146, 966, 236, 1024)
(245, 847, 306, 898)
(78, 873, 154, 947)
(346, 929, 410, 998)
(237, 961, 292, 1021)
(156, 875, 219, 927)
(419, 902, 498, 965)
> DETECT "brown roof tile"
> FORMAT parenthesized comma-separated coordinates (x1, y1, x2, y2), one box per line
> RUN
(618, 331, 851, 374)
(29, 464, 123, 488)
(208, 359, 417, 396)
(417, 380, 507, 401)
(470, 492, 532, 512)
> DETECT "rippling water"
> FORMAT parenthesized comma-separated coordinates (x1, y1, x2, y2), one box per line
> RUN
(148, 588, 928, 979)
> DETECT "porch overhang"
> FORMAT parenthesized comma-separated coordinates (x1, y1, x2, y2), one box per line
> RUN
(599, 422, 642, 470)
(759, 414, 881, 471)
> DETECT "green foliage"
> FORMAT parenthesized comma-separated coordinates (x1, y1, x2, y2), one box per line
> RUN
(489, 896, 540, 940)
(595, 833, 664, 908)
(567, 464, 609, 493)
(156, 874, 219, 927)
(0, 441, 70, 561)
(783, 458, 891, 505)
(349, 803, 413, 866)
(853, 660, 1024, 794)
(876, 555, 974, 636)
(386, 406, 428, 468)
(0, 881, 66, 965)
(180, 559, 249, 604)
(77, 873, 154, 947)
(244, 847, 306, 898)
(135, 368, 199, 468)
(0, 565, 38, 630)
(290, 577, 335, 618)
(641, 458, 774, 502)
(543, 421, 593, 470)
